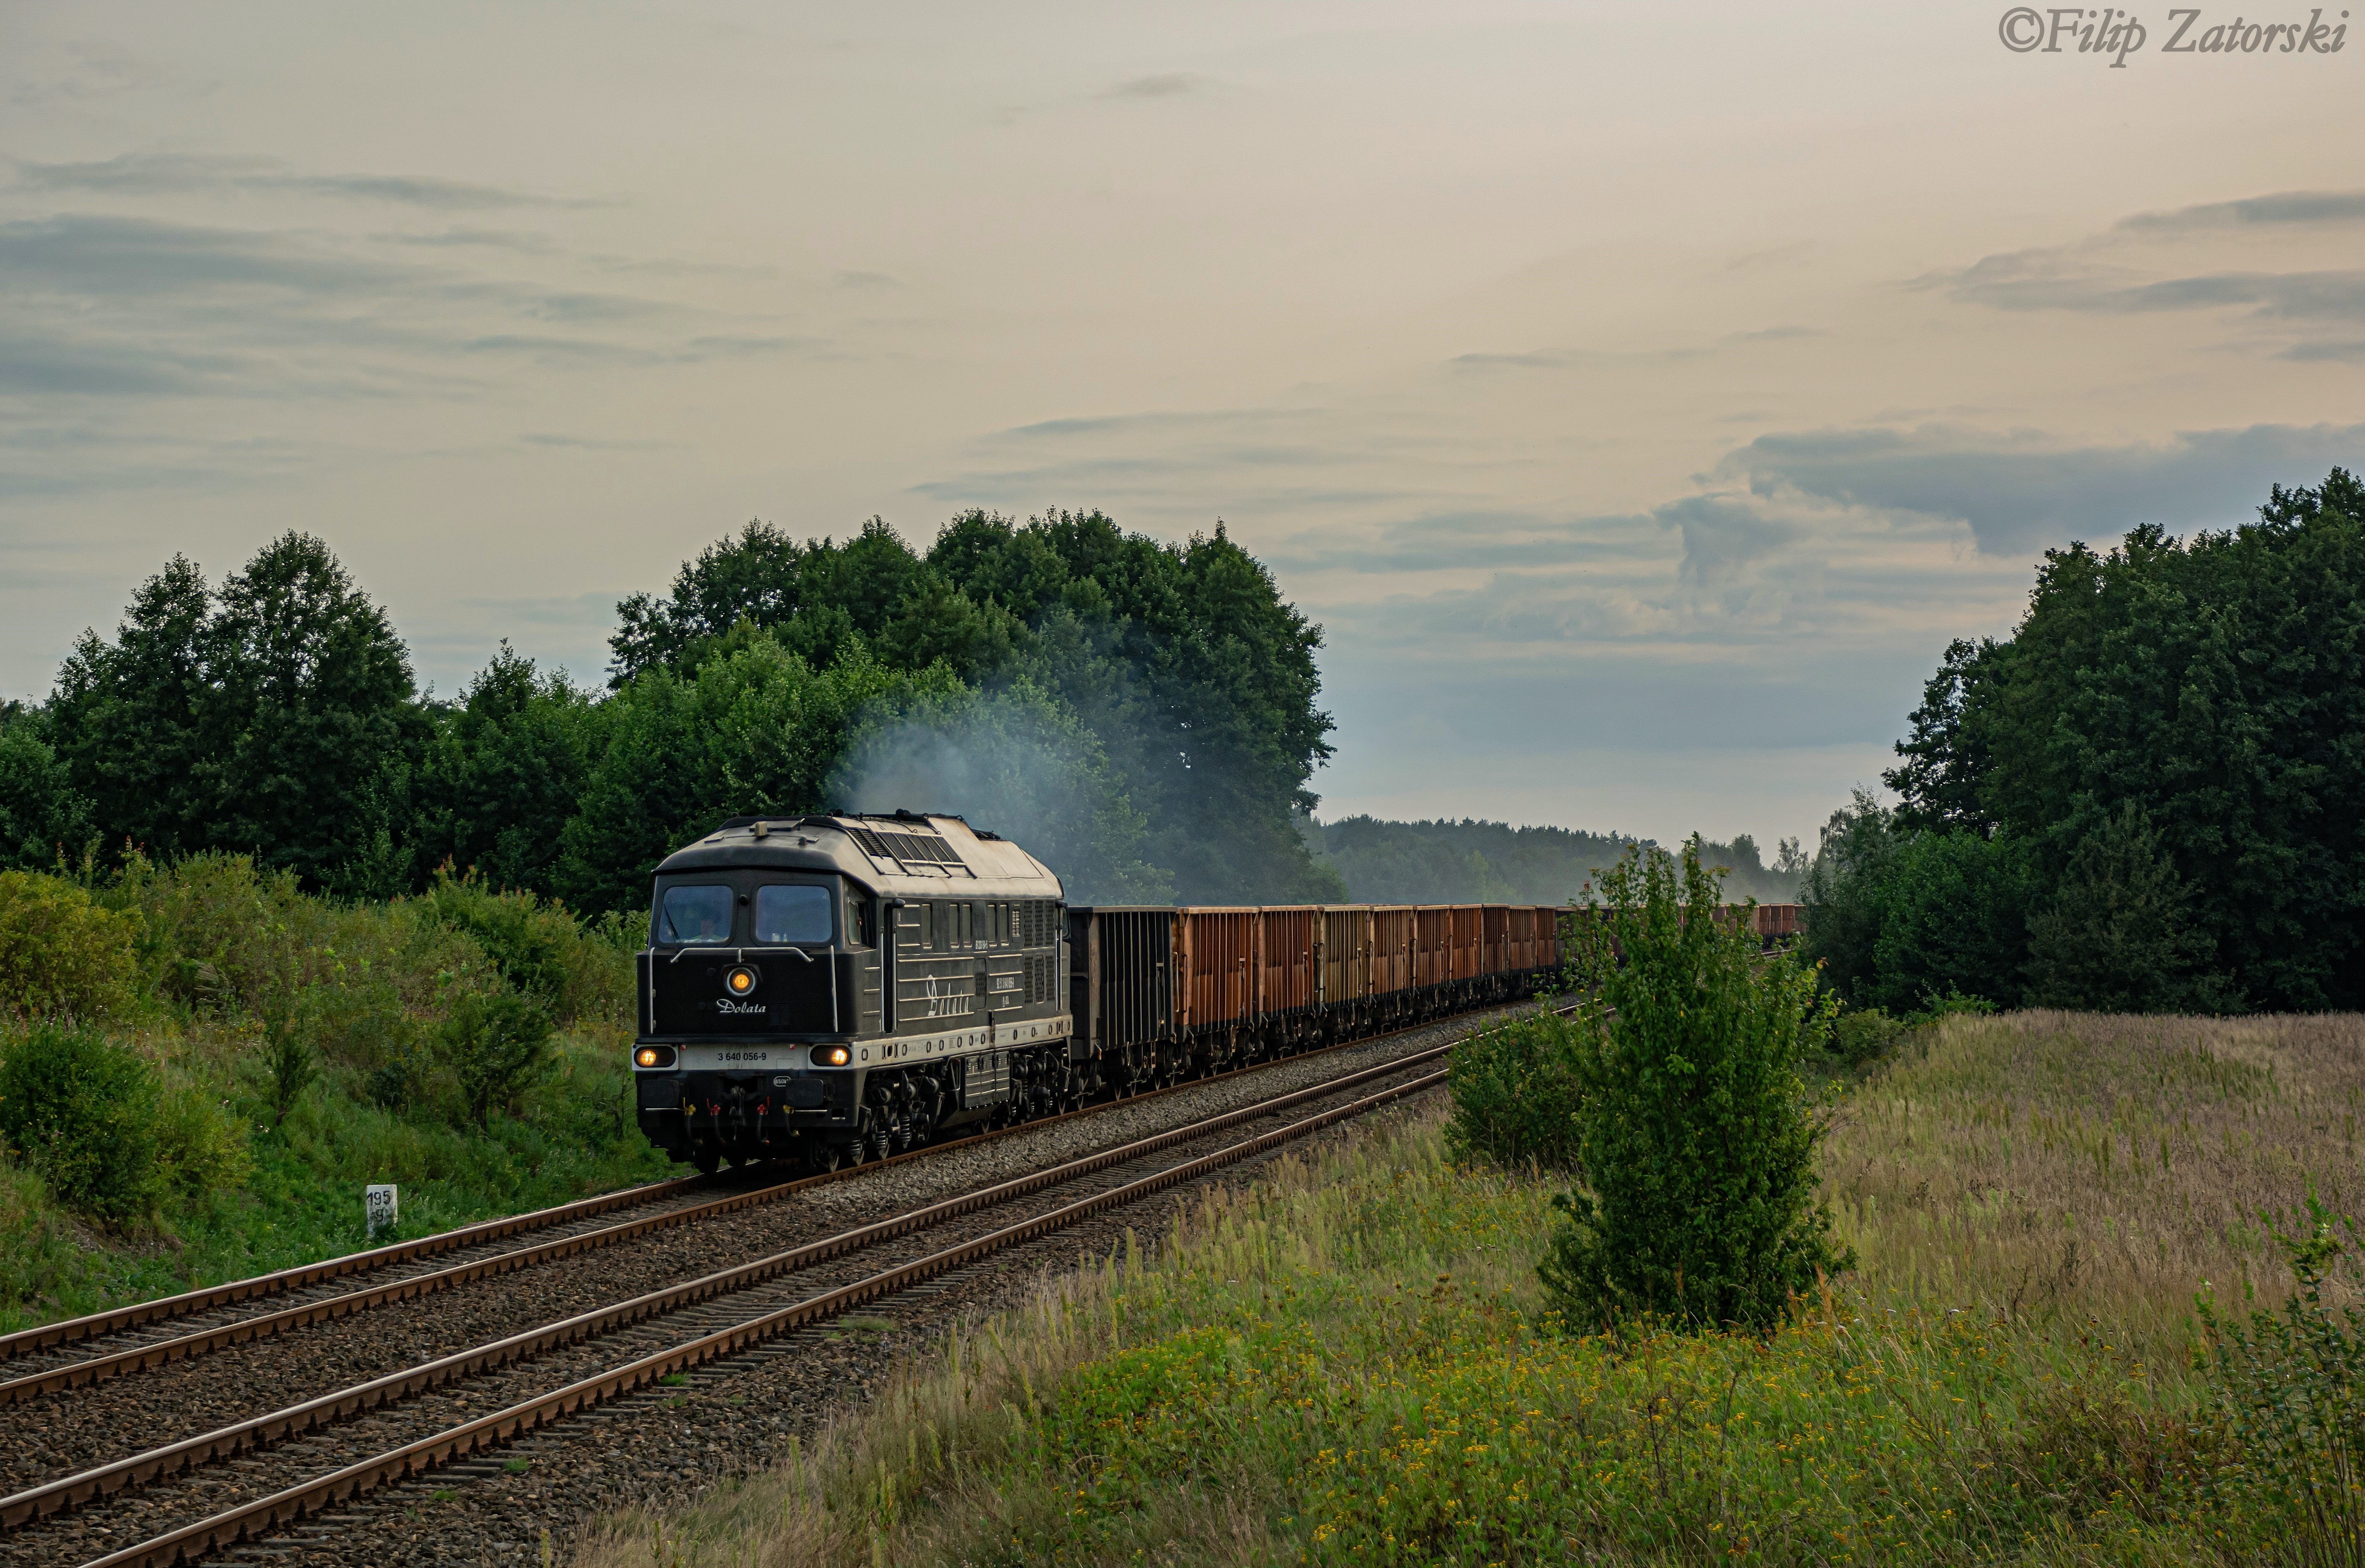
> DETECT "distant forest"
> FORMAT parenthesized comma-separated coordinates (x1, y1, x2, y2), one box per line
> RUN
(1307, 816, 1804, 907)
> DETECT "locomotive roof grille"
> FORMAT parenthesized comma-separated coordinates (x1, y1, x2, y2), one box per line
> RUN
(851, 826, 963, 865)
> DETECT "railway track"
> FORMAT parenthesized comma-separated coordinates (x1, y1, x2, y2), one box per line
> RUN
(0, 999, 1572, 1568)
(0, 995, 1533, 1400)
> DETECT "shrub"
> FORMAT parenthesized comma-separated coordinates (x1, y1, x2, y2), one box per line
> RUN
(1830, 1005, 1908, 1070)
(1444, 1007, 1585, 1171)
(1864, 828, 2032, 1014)
(0, 870, 139, 1021)
(1538, 839, 1851, 1332)
(152, 1076, 252, 1200)
(438, 990, 555, 1128)
(0, 1022, 163, 1224)
(423, 865, 633, 1024)
(2198, 1195, 2365, 1558)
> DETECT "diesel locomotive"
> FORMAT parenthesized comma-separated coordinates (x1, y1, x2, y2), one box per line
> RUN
(632, 810, 1076, 1174)
(630, 810, 1795, 1174)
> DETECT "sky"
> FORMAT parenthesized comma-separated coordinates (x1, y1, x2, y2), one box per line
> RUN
(2, 2, 2360, 852)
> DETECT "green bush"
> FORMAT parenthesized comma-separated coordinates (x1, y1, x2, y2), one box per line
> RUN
(1829, 1005, 1908, 1070)
(152, 1076, 252, 1200)
(439, 991, 555, 1128)
(423, 865, 633, 1024)
(1444, 1007, 1585, 1171)
(1539, 839, 1851, 1332)
(0, 1022, 163, 1225)
(2198, 1196, 2365, 1558)
(0, 870, 139, 1020)
(1864, 829, 2032, 1014)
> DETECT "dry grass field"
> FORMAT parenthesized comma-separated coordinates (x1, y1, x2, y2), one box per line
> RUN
(1833, 1011, 2364, 1360)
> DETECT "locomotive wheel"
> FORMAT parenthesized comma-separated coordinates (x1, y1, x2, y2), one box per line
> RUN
(692, 1147, 720, 1176)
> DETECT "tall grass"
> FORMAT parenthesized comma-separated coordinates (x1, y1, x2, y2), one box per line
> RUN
(1829, 1010, 2364, 1363)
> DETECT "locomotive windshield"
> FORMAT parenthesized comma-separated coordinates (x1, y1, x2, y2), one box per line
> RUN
(656, 884, 734, 945)
(754, 884, 833, 945)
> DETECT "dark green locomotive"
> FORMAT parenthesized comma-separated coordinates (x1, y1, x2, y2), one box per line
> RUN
(631, 811, 1075, 1173)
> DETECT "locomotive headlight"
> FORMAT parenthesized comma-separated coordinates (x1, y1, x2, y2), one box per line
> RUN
(634, 1046, 675, 1069)
(725, 965, 759, 996)
(813, 1044, 851, 1067)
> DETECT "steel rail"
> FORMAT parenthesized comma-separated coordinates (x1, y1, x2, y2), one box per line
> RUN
(0, 1172, 711, 1363)
(2, 989, 1559, 1379)
(0, 1021, 1532, 1535)
(84, 1064, 1453, 1568)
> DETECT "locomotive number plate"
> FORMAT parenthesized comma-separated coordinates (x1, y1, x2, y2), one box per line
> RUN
(681, 1047, 782, 1068)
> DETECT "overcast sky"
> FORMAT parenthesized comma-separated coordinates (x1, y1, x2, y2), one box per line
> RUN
(3, 2, 2360, 851)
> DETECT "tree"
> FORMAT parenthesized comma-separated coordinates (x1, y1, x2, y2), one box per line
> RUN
(2023, 803, 2234, 1013)
(0, 711, 94, 871)
(50, 555, 217, 861)
(50, 537, 427, 890)
(1538, 840, 1849, 1331)
(1798, 789, 1898, 1005)
(557, 638, 960, 915)
(1876, 468, 2364, 1010)
(1864, 829, 2031, 1014)
(414, 645, 598, 896)
(1884, 637, 2001, 836)
(202, 533, 427, 890)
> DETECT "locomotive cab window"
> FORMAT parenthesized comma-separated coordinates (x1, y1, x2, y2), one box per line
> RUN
(656, 885, 734, 945)
(754, 884, 833, 945)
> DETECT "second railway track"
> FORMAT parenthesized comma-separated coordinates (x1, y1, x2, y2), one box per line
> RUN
(1, 992, 1541, 1403)
(1, 999, 1573, 1568)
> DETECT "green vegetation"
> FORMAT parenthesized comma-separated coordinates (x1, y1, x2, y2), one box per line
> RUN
(1308, 814, 1806, 906)
(0, 854, 666, 1332)
(1440, 1007, 1585, 1173)
(573, 1007, 2365, 1568)
(1809, 466, 2363, 1015)
(1541, 841, 1848, 1332)
(2, 509, 1348, 909)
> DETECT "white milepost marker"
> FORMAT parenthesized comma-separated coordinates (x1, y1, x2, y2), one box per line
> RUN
(365, 1183, 398, 1239)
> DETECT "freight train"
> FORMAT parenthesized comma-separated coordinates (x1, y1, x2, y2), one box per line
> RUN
(628, 811, 1576, 1173)
(629, 811, 1806, 1173)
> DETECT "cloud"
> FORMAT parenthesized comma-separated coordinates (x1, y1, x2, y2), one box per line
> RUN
(834, 270, 900, 289)
(15, 153, 600, 209)
(520, 433, 677, 451)
(2115, 189, 2365, 232)
(1106, 74, 1201, 99)
(0, 213, 410, 297)
(1721, 422, 2365, 553)
(0, 328, 241, 396)
(1653, 493, 1800, 586)
(2283, 340, 2365, 362)
(1938, 255, 2365, 323)
(1448, 330, 1817, 372)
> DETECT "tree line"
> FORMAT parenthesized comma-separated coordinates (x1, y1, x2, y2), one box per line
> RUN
(1308, 815, 1806, 906)
(0, 510, 1350, 915)
(1803, 467, 2364, 1015)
